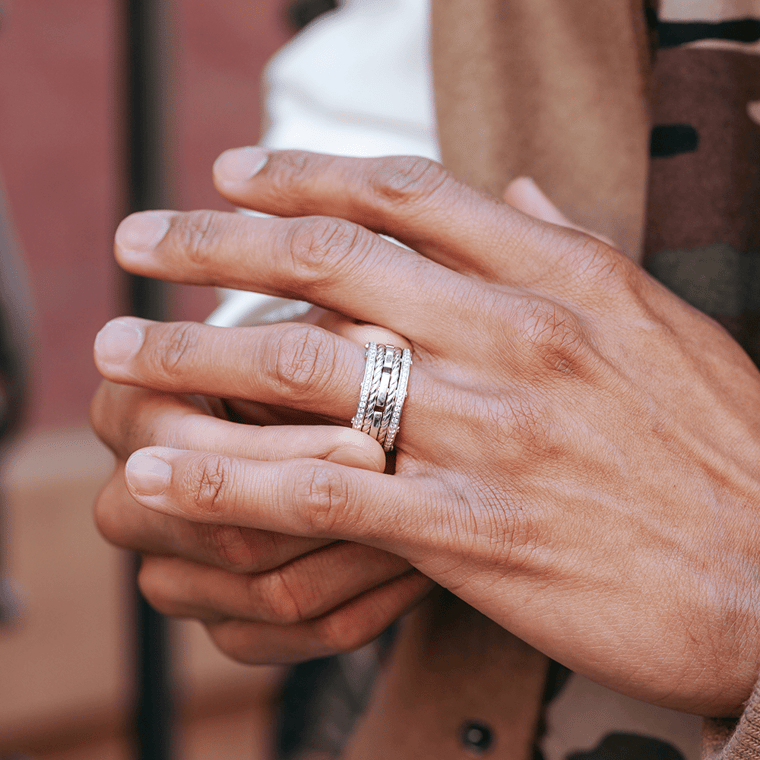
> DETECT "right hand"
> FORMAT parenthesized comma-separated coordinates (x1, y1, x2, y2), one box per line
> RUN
(91, 378, 433, 664)
(89, 176, 605, 668)
(98, 149, 760, 716)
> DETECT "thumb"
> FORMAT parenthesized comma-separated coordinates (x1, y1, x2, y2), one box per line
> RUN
(504, 177, 575, 227)
(504, 177, 617, 249)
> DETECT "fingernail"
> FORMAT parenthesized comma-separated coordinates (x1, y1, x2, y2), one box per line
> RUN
(214, 146, 269, 183)
(115, 210, 171, 254)
(508, 176, 540, 197)
(94, 318, 144, 365)
(325, 429, 386, 471)
(327, 446, 384, 470)
(126, 452, 172, 496)
(518, 177, 545, 199)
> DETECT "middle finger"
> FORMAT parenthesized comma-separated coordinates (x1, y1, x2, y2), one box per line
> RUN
(114, 209, 481, 350)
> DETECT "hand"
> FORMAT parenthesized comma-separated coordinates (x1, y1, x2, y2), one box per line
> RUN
(96, 148, 760, 716)
(91, 380, 432, 663)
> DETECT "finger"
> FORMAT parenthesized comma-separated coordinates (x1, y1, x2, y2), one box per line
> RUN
(317, 311, 412, 351)
(94, 318, 434, 440)
(94, 319, 361, 422)
(204, 571, 433, 664)
(223, 306, 412, 429)
(211, 148, 632, 304)
(95, 465, 330, 572)
(504, 177, 618, 249)
(138, 542, 414, 623)
(123, 447, 446, 556)
(92, 380, 385, 470)
(504, 177, 576, 228)
(113, 206, 477, 348)
(212, 148, 557, 283)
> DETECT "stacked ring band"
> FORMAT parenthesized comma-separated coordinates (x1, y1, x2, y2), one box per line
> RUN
(352, 342, 412, 451)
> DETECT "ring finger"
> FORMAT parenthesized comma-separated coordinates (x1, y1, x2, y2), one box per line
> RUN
(94, 317, 434, 449)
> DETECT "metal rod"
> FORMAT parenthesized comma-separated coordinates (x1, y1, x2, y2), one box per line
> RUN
(121, 1, 175, 757)
(0, 174, 34, 629)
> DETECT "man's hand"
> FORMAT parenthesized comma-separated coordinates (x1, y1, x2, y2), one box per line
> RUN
(95, 148, 760, 716)
(91, 381, 432, 663)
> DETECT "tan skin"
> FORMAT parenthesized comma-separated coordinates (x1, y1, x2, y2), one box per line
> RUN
(92, 149, 760, 718)
(92, 176, 583, 666)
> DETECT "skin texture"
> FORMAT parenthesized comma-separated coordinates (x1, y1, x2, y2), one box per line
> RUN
(91, 381, 434, 662)
(92, 148, 760, 717)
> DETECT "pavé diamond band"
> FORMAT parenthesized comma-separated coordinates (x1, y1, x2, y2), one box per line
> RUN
(352, 342, 412, 451)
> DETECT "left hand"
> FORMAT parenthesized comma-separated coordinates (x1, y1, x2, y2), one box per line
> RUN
(92, 347, 431, 666)
(95, 148, 760, 716)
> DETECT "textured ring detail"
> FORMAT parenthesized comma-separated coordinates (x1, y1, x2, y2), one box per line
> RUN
(361, 345, 385, 434)
(352, 343, 412, 451)
(378, 347, 402, 447)
(383, 348, 412, 452)
(352, 342, 378, 429)
(369, 346, 396, 439)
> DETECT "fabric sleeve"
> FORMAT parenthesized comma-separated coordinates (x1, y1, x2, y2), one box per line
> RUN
(703, 677, 760, 760)
(431, 0, 652, 258)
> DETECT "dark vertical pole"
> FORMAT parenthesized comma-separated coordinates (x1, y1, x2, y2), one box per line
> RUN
(122, 1, 174, 758)
(0, 0, 31, 634)
(0, 181, 29, 630)
(124, 0, 172, 323)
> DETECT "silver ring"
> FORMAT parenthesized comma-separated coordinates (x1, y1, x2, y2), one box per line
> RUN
(378, 347, 402, 447)
(383, 347, 412, 452)
(360, 345, 385, 435)
(352, 342, 412, 452)
(352, 342, 379, 429)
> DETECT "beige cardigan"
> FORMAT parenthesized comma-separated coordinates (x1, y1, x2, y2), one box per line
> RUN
(342, 2, 760, 758)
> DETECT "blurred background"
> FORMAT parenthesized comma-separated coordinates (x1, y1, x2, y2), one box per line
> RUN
(0, 0, 307, 756)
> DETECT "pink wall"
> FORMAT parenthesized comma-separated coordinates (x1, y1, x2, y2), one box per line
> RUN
(0, 0, 290, 430)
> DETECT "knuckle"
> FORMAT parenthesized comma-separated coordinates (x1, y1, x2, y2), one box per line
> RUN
(93, 474, 134, 548)
(137, 563, 175, 615)
(150, 321, 200, 378)
(177, 210, 218, 268)
(206, 623, 259, 665)
(293, 463, 351, 536)
(371, 156, 450, 207)
(93, 486, 121, 545)
(499, 394, 551, 453)
(267, 150, 312, 196)
(287, 216, 364, 286)
(270, 324, 334, 400)
(514, 298, 585, 376)
(315, 611, 372, 654)
(570, 237, 632, 292)
(201, 524, 257, 572)
(253, 568, 305, 624)
(186, 453, 233, 516)
(463, 483, 539, 576)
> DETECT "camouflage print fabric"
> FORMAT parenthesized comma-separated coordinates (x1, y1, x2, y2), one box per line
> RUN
(645, 6, 760, 363)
